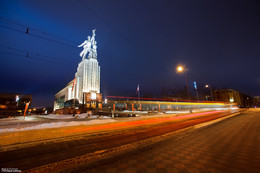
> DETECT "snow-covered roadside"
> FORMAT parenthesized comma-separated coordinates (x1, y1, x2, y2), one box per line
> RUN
(0, 118, 116, 133)
(37, 113, 112, 119)
(37, 114, 74, 119)
(38, 113, 94, 119)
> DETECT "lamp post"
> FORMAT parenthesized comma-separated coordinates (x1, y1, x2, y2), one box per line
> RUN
(177, 65, 190, 101)
(205, 84, 214, 101)
(194, 81, 199, 102)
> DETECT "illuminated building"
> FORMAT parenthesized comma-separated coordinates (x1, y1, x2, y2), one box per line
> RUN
(54, 29, 102, 111)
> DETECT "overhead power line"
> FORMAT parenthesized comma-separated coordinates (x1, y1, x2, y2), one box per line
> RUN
(0, 44, 77, 66)
(0, 45, 25, 53)
(0, 50, 73, 66)
(0, 24, 77, 49)
(0, 45, 77, 63)
(0, 17, 79, 45)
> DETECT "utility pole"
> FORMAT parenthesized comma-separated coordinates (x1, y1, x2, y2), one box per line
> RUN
(194, 81, 199, 102)
(205, 85, 214, 101)
(177, 65, 191, 101)
(186, 72, 191, 101)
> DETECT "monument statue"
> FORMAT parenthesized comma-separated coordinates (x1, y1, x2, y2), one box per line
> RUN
(78, 29, 97, 60)
(54, 29, 101, 111)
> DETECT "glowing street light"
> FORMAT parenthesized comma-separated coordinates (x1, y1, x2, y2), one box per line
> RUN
(176, 65, 190, 100)
(177, 65, 184, 72)
(205, 84, 214, 101)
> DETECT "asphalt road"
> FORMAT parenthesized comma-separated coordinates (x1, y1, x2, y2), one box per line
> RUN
(82, 110, 260, 173)
(0, 110, 253, 172)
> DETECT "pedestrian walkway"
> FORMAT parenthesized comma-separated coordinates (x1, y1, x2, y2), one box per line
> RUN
(86, 111, 260, 173)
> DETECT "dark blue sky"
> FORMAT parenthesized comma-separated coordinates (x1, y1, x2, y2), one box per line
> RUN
(0, 0, 260, 107)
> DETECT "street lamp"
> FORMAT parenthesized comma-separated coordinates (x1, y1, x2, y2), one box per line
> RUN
(177, 66, 184, 72)
(205, 84, 214, 101)
(176, 65, 190, 100)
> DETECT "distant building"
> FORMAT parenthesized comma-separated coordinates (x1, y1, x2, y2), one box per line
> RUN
(239, 93, 252, 108)
(214, 89, 241, 106)
(0, 93, 32, 117)
(253, 96, 260, 107)
(213, 89, 255, 108)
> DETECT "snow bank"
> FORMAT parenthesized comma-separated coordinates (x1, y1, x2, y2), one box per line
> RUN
(75, 114, 111, 119)
(122, 110, 148, 113)
(37, 114, 112, 120)
(0, 119, 116, 133)
(165, 111, 189, 114)
(38, 114, 74, 119)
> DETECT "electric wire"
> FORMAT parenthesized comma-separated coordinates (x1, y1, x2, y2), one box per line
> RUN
(0, 24, 77, 49)
(0, 51, 73, 66)
(0, 17, 79, 45)
(0, 45, 77, 64)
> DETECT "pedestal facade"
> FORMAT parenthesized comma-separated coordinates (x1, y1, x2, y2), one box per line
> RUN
(73, 58, 102, 109)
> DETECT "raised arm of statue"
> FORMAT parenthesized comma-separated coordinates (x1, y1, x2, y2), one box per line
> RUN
(92, 29, 96, 37)
(78, 41, 86, 47)
(91, 29, 96, 43)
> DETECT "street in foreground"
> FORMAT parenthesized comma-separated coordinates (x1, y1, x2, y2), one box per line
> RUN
(0, 109, 259, 172)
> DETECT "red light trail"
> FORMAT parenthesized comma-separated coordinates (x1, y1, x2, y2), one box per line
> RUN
(64, 111, 224, 133)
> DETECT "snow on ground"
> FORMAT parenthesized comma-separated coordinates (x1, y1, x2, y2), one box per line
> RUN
(0, 115, 41, 122)
(38, 114, 74, 119)
(123, 110, 149, 113)
(37, 114, 111, 119)
(165, 111, 190, 114)
(0, 118, 116, 133)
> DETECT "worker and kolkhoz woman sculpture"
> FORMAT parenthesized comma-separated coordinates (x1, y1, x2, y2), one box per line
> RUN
(78, 29, 97, 60)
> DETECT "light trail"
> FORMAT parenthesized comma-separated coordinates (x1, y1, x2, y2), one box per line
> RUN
(64, 111, 224, 133)
(110, 100, 227, 106)
(107, 95, 224, 103)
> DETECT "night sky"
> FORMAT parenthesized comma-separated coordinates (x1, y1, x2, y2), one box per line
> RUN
(0, 0, 259, 107)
